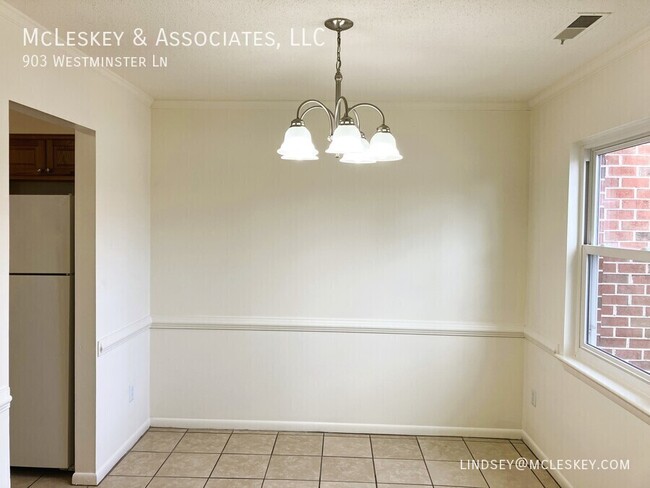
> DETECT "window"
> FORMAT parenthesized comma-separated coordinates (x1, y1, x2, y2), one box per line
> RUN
(583, 137, 650, 376)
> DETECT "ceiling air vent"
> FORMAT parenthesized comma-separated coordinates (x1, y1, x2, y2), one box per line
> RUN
(555, 14, 606, 44)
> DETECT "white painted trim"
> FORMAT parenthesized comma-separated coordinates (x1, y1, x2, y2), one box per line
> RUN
(151, 417, 522, 439)
(0, 1, 153, 106)
(152, 100, 530, 112)
(71, 418, 149, 485)
(529, 25, 650, 107)
(97, 316, 151, 357)
(0, 387, 11, 414)
(521, 431, 574, 488)
(150, 315, 524, 338)
(523, 329, 558, 355)
(555, 354, 650, 424)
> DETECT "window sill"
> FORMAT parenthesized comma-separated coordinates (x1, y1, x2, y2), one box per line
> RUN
(555, 354, 650, 424)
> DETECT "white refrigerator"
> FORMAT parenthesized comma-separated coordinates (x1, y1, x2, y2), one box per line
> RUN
(9, 195, 73, 469)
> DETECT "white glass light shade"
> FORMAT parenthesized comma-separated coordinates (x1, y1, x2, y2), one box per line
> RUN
(326, 123, 365, 154)
(277, 126, 318, 160)
(369, 131, 403, 161)
(340, 137, 377, 164)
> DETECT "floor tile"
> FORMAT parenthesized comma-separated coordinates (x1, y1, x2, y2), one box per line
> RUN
(273, 434, 323, 456)
(175, 433, 231, 453)
(233, 430, 278, 435)
(371, 436, 422, 459)
(189, 429, 234, 434)
(481, 466, 544, 487)
(425, 460, 487, 488)
(149, 428, 188, 433)
(323, 436, 372, 458)
(418, 438, 472, 461)
(465, 437, 512, 443)
(224, 434, 277, 455)
(262, 481, 319, 488)
(30, 471, 75, 487)
(98, 476, 152, 487)
(111, 451, 168, 476)
(321, 483, 375, 488)
(265, 455, 321, 480)
(510, 443, 560, 488)
(147, 478, 208, 488)
(320, 457, 375, 483)
(466, 441, 520, 461)
(374, 458, 431, 485)
(10, 467, 42, 488)
(205, 479, 263, 488)
(133, 431, 185, 452)
(212, 454, 271, 479)
(378, 485, 431, 488)
(157, 452, 219, 478)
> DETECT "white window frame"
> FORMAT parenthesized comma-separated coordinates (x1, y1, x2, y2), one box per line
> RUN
(578, 134, 650, 384)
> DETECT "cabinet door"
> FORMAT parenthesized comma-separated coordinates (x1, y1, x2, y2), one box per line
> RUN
(47, 137, 75, 177)
(9, 136, 46, 178)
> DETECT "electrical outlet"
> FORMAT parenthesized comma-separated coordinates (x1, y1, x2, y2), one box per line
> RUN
(128, 385, 135, 403)
(530, 389, 537, 407)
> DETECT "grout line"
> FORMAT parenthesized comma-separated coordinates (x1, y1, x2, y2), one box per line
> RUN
(261, 432, 279, 484)
(318, 430, 325, 487)
(416, 437, 434, 487)
(509, 439, 552, 488)
(461, 437, 491, 488)
(142, 429, 187, 488)
(369, 433, 379, 488)
(207, 430, 234, 479)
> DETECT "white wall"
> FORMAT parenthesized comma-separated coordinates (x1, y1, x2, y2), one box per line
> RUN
(150, 102, 530, 432)
(0, 2, 151, 485)
(525, 31, 650, 487)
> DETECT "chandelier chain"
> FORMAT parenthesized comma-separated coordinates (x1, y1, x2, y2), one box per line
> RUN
(336, 31, 342, 74)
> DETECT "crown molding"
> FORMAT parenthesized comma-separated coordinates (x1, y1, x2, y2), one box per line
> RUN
(529, 25, 650, 108)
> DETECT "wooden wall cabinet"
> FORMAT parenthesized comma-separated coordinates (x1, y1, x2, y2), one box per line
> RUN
(10, 135, 75, 181)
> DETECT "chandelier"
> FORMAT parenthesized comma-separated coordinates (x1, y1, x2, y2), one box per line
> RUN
(277, 18, 402, 164)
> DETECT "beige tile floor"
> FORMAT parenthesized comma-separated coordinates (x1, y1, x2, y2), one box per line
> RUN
(11, 429, 561, 488)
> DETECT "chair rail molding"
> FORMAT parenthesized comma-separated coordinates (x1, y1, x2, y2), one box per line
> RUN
(151, 315, 524, 338)
(0, 387, 11, 414)
(97, 315, 151, 357)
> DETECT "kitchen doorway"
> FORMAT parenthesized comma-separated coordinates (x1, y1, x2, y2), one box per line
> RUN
(7, 102, 96, 480)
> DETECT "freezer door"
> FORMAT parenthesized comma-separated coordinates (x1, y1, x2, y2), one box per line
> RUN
(10, 195, 72, 274)
(9, 275, 72, 468)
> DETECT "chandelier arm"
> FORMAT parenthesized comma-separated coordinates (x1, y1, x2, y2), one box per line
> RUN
(334, 96, 350, 122)
(349, 108, 361, 129)
(296, 99, 335, 135)
(348, 102, 386, 126)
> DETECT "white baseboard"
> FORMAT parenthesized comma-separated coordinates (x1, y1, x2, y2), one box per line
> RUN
(522, 430, 573, 488)
(151, 417, 522, 439)
(72, 418, 150, 486)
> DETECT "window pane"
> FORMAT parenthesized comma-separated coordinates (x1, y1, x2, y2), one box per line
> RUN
(589, 255, 650, 374)
(597, 143, 650, 250)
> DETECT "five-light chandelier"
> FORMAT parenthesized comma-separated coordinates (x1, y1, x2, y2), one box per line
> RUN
(277, 18, 402, 164)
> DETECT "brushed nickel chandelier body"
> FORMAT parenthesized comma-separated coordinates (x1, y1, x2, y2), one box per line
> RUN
(277, 18, 402, 164)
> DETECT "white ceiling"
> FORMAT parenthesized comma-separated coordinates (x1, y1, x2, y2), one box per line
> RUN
(7, 0, 650, 102)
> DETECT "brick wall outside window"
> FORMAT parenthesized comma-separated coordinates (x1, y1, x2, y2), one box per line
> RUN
(596, 143, 650, 373)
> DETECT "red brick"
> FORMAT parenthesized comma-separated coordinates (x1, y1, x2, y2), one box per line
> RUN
(622, 199, 650, 209)
(599, 348, 614, 354)
(622, 178, 650, 188)
(604, 154, 622, 164)
(621, 221, 649, 231)
(619, 241, 648, 250)
(617, 263, 647, 273)
(639, 167, 650, 177)
(631, 318, 650, 327)
(608, 167, 636, 176)
(612, 147, 638, 155)
(613, 349, 642, 360)
(637, 210, 650, 219)
(616, 306, 644, 316)
(600, 305, 615, 315)
(597, 326, 615, 337)
(601, 262, 617, 272)
(600, 199, 620, 209)
(615, 327, 644, 337)
(604, 177, 620, 188)
(602, 317, 630, 327)
(645, 349, 650, 358)
(598, 337, 627, 348)
(637, 144, 650, 154)
(606, 210, 634, 220)
(620, 155, 650, 165)
(629, 338, 650, 348)
(637, 189, 650, 198)
(632, 275, 650, 284)
(617, 285, 645, 294)
(601, 273, 629, 284)
(601, 294, 628, 305)
(628, 360, 650, 372)
(606, 188, 634, 199)
(599, 284, 616, 294)
(631, 296, 650, 306)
